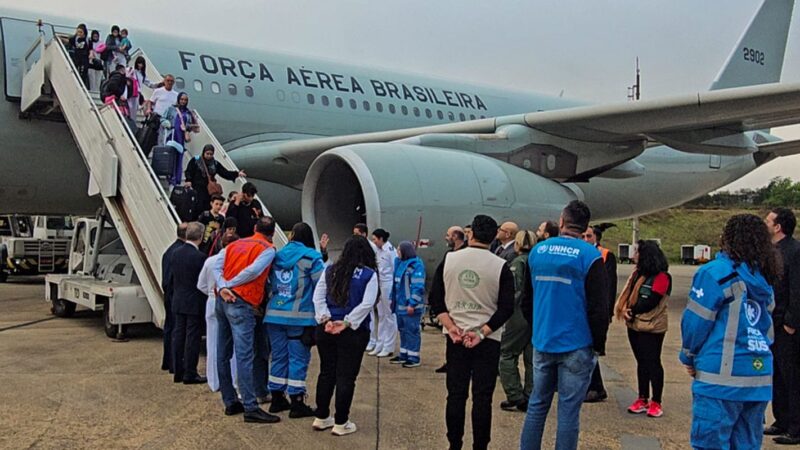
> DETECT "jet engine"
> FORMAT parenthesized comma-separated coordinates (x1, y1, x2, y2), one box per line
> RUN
(302, 143, 579, 257)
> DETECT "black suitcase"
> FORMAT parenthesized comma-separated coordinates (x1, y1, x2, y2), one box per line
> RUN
(151, 145, 176, 178)
(170, 186, 196, 222)
(136, 115, 160, 157)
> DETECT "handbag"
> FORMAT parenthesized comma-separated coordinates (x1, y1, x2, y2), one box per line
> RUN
(199, 157, 224, 197)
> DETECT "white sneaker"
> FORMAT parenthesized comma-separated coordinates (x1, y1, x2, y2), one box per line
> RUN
(368, 347, 382, 356)
(331, 421, 357, 436)
(376, 350, 393, 358)
(312, 416, 335, 431)
(365, 344, 376, 353)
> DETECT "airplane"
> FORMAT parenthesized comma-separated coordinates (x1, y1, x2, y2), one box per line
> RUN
(1, 0, 800, 268)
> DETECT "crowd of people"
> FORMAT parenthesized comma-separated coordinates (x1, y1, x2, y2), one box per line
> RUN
(155, 188, 799, 449)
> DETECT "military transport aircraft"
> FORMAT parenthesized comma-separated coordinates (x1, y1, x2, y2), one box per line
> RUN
(1, 0, 799, 258)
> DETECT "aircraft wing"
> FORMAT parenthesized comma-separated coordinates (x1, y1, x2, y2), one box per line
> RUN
(235, 81, 800, 185)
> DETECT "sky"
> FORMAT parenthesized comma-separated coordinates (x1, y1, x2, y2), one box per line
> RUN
(3, 0, 799, 190)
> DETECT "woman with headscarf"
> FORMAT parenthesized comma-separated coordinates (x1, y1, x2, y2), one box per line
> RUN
(163, 92, 197, 186)
(311, 236, 379, 436)
(388, 241, 426, 368)
(264, 223, 325, 418)
(87, 30, 104, 92)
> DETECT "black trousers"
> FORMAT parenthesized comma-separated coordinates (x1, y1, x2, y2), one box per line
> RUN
(172, 312, 203, 381)
(314, 326, 370, 425)
(162, 297, 175, 372)
(627, 328, 665, 403)
(772, 325, 800, 435)
(446, 337, 501, 450)
(588, 362, 605, 394)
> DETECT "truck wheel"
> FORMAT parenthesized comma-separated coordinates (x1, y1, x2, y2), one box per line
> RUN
(51, 298, 77, 318)
(103, 301, 127, 339)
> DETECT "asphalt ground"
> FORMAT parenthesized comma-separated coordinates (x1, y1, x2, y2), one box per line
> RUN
(0, 266, 786, 449)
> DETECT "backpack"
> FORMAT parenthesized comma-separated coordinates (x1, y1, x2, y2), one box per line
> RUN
(169, 186, 196, 222)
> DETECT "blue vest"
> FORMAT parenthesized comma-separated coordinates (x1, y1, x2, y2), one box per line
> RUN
(265, 242, 324, 327)
(326, 266, 375, 331)
(529, 236, 601, 353)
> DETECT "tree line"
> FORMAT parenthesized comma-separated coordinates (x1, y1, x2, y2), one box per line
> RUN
(683, 177, 800, 209)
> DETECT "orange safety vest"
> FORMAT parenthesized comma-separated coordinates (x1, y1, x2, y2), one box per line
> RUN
(598, 246, 610, 263)
(222, 232, 274, 307)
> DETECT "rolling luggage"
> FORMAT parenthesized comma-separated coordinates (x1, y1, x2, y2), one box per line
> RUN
(151, 146, 176, 178)
(170, 186, 196, 222)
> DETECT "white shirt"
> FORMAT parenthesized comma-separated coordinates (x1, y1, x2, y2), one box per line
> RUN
(312, 267, 378, 330)
(197, 253, 223, 297)
(150, 87, 178, 116)
(374, 240, 396, 286)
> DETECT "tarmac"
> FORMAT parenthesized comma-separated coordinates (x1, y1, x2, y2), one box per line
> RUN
(0, 265, 786, 449)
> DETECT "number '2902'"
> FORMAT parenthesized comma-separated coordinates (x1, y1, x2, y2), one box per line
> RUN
(742, 47, 765, 65)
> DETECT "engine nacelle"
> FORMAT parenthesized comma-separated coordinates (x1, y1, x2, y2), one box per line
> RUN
(302, 143, 578, 257)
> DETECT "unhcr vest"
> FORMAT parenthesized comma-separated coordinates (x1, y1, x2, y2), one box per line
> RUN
(265, 242, 324, 327)
(529, 236, 601, 353)
(443, 247, 506, 342)
(325, 266, 375, 332)
(222, 233, 274, 307)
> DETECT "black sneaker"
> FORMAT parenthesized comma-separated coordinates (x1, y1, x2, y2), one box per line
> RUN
(435, 363, 448, 374)
(244, 408, 281, 424)
(269, 392, 291, 413)
(224, 401, 245, 416)
(765, 425, 786, 436)
(500, 400, 519, 411)
(389, 356, 406, 364)
(584, 390, 607, 403)
(289, 395, 316, 419)
(774, 434, 800, 445)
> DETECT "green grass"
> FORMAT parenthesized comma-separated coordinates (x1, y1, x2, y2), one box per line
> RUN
(600, 209, 763, 263)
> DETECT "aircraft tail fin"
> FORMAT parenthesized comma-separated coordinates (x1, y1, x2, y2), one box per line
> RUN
(710, 0, 795, 91)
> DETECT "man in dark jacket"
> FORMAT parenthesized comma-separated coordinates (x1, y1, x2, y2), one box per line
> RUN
(226, 182, 263, 238)
(185, 144, 244, 220)
(100, 64, 126, 103)
(764, 208, 800, 445)
(161, 222, 187, 373)
(168, 222, 208, 384)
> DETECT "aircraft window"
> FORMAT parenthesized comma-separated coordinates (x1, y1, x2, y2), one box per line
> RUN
(470, 114, 476, 120)
(276, 90, 286, 101)
(389, 104, 396, 114)
(228, 84, 237, 95)
(245, 85, 254, 97)
(349, 99, 357, 110)
(459, 113, 466, 121)
(322, 95, 330, 106)
(480, 115, 486, 119)
(376, 102, 383, 113)
(210, 82, 220, 94)
(401, 105, 408, 115)
(193, 80, 203, 92)
(175, 77, 185, 90)
(291, 92, 301, 103)
(413, 107, 420, 117)
(363, 101, 371, 111)
(448, 111, 455, 121)
(437, 110, 444, 120)
(335, 97, 343, 108)
(425, 108, 432, 118)
(307, 94, 315, 105)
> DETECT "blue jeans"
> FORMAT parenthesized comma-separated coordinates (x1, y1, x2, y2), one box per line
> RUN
(267, 323, 311, 395)
(520, 347, 596, 450)
(690, 393, 767, 450)
(397, 312, 422, 363)
(216, 297, 260, 412)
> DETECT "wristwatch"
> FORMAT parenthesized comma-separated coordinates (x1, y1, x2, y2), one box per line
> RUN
(474, 327, 485, 341)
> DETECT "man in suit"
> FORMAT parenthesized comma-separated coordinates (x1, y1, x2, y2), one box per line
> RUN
(161, 222, 187, 373)
(169, 222, 208, 384)
(494, 221, 519, 263)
